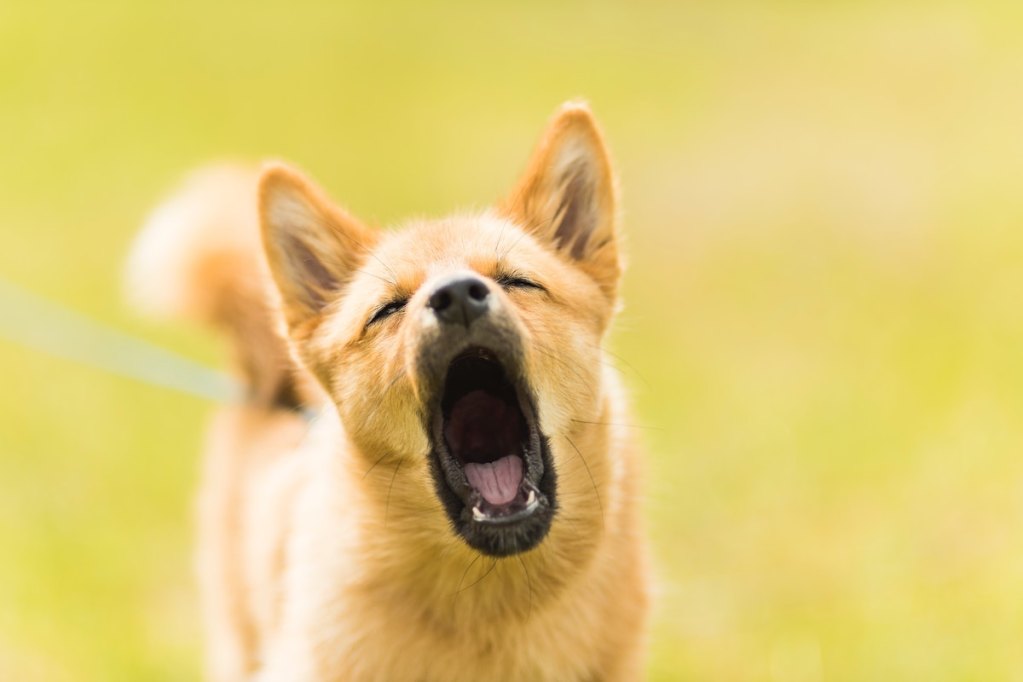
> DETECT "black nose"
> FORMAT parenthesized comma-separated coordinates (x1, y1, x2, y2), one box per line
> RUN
(428, 275, 491, 327)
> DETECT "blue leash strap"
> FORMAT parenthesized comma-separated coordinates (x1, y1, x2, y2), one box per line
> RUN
(0, 278, 241, 403)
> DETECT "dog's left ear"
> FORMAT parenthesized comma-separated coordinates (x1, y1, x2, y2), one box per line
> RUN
(501, 102, 621, 300)
(259, 163, 378, 339)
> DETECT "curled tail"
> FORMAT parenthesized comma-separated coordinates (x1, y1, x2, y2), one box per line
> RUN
(126, 165, 318, 410)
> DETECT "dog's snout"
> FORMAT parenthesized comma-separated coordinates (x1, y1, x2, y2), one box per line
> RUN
(428, 275, 491, 327)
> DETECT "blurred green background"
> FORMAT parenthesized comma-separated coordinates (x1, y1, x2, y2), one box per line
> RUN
(3, 1, 1023, 679)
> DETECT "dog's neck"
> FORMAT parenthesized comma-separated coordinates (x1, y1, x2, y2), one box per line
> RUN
(327, 410, 616, 632)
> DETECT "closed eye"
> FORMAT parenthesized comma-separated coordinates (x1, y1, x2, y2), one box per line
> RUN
(495, 273, 546, 292)
(368, 298, 408, 326)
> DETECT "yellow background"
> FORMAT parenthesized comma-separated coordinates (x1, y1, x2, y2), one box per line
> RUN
(2, 1, 1022, 679)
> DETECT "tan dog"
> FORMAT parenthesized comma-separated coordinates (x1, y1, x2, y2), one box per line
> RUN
(128, 103, 650, 681)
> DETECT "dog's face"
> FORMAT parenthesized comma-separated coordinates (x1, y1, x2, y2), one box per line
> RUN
(259, 104, 621, 557)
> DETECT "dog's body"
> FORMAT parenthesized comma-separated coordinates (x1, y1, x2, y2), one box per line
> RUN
(129, 104, 650, 681)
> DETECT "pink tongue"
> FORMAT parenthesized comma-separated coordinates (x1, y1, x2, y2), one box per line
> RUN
(464, 455, 523, 506)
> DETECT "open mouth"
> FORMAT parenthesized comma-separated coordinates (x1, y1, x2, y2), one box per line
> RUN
(429, 347, 556, 556)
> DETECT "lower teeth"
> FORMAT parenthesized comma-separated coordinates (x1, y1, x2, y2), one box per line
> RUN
(470, 487, 540, 522)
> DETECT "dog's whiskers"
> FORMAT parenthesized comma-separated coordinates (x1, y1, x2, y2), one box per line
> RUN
(532, 342, 598, 402)
(498, 214, 554, 261)
(453, 553, 482, 599)
(571, 418, 662, 431)
(361, 452, 390, 480)
(358, 366, 406, 432)
(517, 555, 533, 621)
(333, 228, 399, 288)
(494, 216, 510, 263)
(352, 267, 396, 287)
(597, 344, 649, 387)
(457, 557, 498, 596)
(562, 435, 604, 528)
(384, 460, 402, 527)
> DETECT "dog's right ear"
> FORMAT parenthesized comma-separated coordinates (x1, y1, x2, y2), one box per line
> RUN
(500, 102, 621, 301)
(259, 164, 377, 336)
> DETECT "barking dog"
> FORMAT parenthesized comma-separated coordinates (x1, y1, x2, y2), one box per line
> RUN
(128, 102, 651, 681)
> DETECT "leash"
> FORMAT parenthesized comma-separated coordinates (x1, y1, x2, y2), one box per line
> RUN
(0, 278, 241, 403)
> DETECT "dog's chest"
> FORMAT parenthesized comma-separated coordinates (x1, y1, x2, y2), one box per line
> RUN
(317, 599, 600, 682)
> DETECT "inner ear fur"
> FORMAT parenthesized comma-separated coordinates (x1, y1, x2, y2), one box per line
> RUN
(259, 163, 377, 336)
(501, 102, 621, 300)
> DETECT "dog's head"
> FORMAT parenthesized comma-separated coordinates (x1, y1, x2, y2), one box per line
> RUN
(259, 103, 621, 558)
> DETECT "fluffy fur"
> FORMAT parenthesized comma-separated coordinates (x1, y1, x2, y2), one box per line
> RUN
(129, 103, 650, 681)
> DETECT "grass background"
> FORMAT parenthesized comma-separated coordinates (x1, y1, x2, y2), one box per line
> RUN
(2, 1, 1023, 679)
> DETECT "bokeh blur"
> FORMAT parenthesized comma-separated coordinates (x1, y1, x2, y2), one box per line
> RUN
(3, 1, 1023, 679)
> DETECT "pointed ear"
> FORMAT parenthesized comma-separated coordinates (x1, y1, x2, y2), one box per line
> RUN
(259, 163, 377, 335)
(500, 102, 621, 299)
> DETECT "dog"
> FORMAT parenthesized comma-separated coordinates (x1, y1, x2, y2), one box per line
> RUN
(127, 102, 651, 681)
